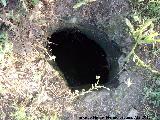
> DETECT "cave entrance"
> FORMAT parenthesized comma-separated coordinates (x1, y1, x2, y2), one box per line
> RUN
(47, 27, 118, 91)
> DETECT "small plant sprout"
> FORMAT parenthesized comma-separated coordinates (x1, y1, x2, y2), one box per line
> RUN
(32, 0, 39, 5)
(76, 79, 110, 96)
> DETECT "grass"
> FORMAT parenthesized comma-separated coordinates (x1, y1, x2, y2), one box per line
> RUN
(125, 17, 160, 73)
(127, 0, 160, 119)
(131, 0, 160, 20)
(31, 0, 39, 5)
(145, 75, 160, 107)
(144, 74, 160, 120)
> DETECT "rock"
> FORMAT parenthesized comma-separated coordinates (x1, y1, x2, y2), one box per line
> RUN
(126, 108, 138, 119)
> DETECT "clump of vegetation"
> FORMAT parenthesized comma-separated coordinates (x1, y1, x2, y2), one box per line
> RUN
(128, 0, 160, 119)
(131, 0, 160, 20)
(31, 0, 39, 5)
(125, 17, 160, 73)
(73, 77, 110, 97)
(145, 1, 160, 19)
(144, 75, 160, 120)
(145, 75, 160, 107)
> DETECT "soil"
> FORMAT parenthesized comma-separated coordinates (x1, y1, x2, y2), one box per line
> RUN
(0, 0, 159, 119)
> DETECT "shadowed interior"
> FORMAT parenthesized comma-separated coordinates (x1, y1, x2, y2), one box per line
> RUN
(47, 28, 110, 90)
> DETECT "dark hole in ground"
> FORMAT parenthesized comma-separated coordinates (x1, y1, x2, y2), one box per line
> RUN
(47, 27, 119, 91)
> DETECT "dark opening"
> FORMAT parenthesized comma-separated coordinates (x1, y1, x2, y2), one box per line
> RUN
(47, 28, 111, 91)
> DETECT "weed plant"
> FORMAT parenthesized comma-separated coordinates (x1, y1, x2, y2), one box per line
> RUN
(128, 0, 160, 119)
